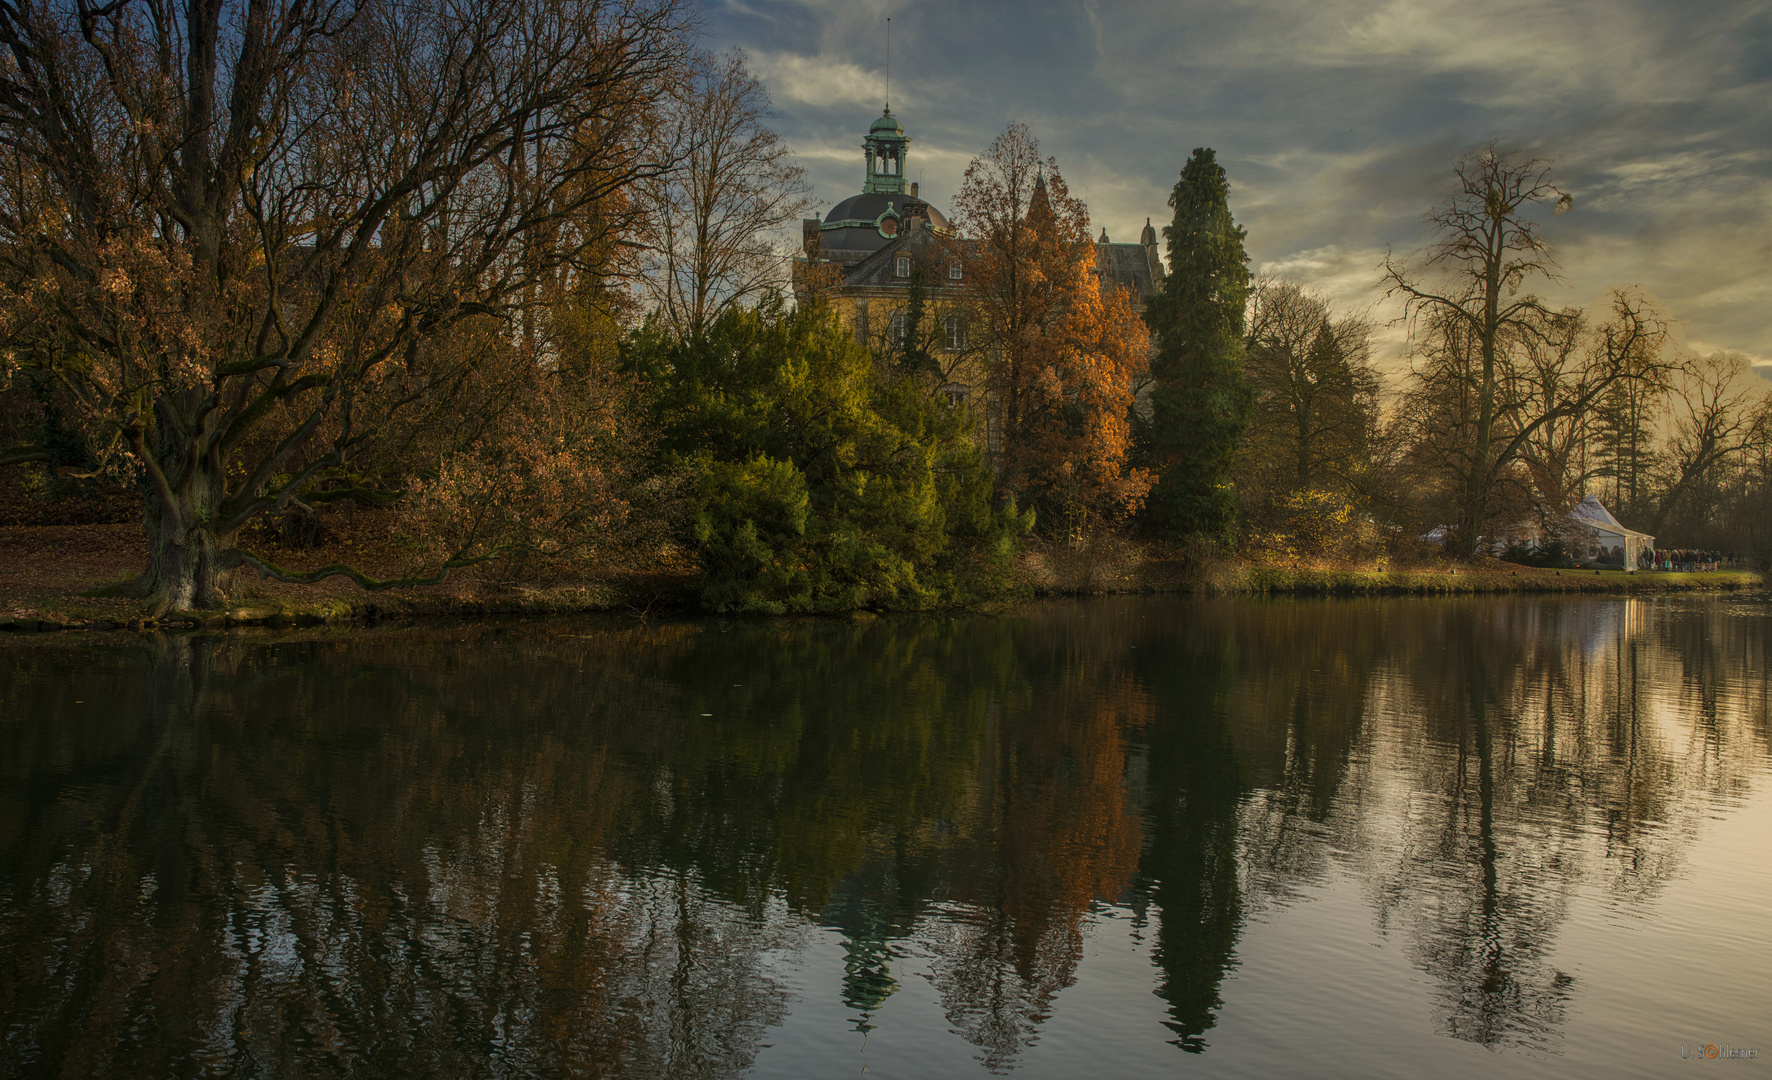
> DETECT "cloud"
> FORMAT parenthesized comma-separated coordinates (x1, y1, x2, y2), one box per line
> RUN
(747, 50, 883, 111)
(709, 0, 1772, 358)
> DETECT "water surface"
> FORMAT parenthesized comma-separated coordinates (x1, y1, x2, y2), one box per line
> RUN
(2, 595, 1769, 1077)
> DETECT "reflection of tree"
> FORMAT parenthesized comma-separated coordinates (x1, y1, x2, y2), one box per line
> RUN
(1223, 600, 1382, 903)
(1359, 597, 1772, 1052)
(1132, 608, 1246, 1053)
(3, 595, 1769, 1074)
(1392, 627, 1576, 1050)
(914, 609, 1151, 1071)
(609, 615, 1006, 914)
(1125, 599, 1384, 1053)
(0, 626, 794, 1078)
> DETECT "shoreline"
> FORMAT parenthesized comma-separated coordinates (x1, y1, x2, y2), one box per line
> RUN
(3, 573, 1758, 634)
(1, 522, 1758, 634)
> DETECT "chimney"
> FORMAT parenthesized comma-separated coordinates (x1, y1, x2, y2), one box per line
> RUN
(910, 181, 919, 198)
(803, 215, 821, 254)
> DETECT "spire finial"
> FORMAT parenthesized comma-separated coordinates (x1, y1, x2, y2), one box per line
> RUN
(885, 17, 891, 113)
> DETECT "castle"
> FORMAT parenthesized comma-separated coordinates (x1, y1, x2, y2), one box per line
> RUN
(794, 107, 1166, 410)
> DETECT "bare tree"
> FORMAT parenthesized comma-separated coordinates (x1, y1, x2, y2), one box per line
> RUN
(642, 50, 812, 338)
(1399, 291, 1670, 543)
(1385, 147, 1566, 552)
(1240, 278, 1379, 503)
(1589, 343, 1671, 521)
(1504, 302, 1666, 527)
(0, 0, 691, 611)
(1648, 351, 1769, 536)
(1386, 148, 1675, 551)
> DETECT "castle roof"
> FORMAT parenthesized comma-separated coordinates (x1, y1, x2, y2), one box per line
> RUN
(1096, 241, 1161, 299)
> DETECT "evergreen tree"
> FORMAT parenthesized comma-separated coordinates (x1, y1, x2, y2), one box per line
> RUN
(1143, 148, 1254, 544)
(898, 266, 939, 378)
(622, 298, 1028, 613)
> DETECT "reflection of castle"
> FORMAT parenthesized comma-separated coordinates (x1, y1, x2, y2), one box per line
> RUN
(794, 107, 1166, 405)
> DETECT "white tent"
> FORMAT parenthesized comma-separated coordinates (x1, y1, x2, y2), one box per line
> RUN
(1568, 495, 1654, 572)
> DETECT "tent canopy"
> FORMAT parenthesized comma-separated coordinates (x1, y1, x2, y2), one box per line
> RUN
(1568, 495, 1654, 569)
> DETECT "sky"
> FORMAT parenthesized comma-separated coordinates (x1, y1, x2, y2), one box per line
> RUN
(701, 0, 1772, 371)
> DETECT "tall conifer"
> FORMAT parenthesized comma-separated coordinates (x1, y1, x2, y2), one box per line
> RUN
(1144, 148, 1253, 544)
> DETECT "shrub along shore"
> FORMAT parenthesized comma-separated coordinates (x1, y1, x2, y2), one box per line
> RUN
(0, 524, 1758, 634)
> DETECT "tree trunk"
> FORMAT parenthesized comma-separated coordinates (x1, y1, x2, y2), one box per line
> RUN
(137, 463, 234, 613)
(1453, 470, 1490, 559)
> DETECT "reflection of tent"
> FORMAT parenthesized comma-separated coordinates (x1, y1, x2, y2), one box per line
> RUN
(1568, 495, 1654, 572)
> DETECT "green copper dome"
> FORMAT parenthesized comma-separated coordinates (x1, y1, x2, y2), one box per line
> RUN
(869, 110, 904, 137)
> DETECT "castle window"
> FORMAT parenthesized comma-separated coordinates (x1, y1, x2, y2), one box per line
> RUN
(948, 264, 962, 281)
(945, 316, 966, 351)
(895, 256, 910, 278)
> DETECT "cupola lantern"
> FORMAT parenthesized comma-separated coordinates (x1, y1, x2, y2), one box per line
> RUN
(863, 108, 910, 195)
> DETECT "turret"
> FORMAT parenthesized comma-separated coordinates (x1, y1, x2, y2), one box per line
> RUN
(1028, 167, 1052, 227)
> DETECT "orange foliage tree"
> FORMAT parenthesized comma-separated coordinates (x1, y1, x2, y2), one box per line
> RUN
(947, 124, 1150, 536)
(0, 0, 690, 612)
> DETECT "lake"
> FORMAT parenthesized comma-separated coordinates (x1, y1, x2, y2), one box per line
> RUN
(2, 595, 1768, 1078)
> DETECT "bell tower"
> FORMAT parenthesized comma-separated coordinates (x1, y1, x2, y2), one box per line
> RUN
(863, 109, 910, 195)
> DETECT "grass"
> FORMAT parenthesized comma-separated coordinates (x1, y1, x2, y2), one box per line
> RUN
(1232, 564, 1760, 596)
(0, 521, 1761, 633)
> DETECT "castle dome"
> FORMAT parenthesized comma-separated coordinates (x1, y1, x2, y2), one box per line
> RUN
(818, 192, 950, 256)
(813, 109, 950, 258)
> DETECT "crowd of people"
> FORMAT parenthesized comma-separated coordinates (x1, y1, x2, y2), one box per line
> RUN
(1641, 548, 1729, 572)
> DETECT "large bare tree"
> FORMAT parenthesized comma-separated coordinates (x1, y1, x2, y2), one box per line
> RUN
(0, 0, 691, 611)
(1386, 148, 1671, 552)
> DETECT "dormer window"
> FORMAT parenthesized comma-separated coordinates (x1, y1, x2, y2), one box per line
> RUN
(895, 256, 910, 278)
(948, 264, 962, 281)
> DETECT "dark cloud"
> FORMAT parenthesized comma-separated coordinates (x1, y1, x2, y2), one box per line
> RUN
(709, 0, 1772, 360)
